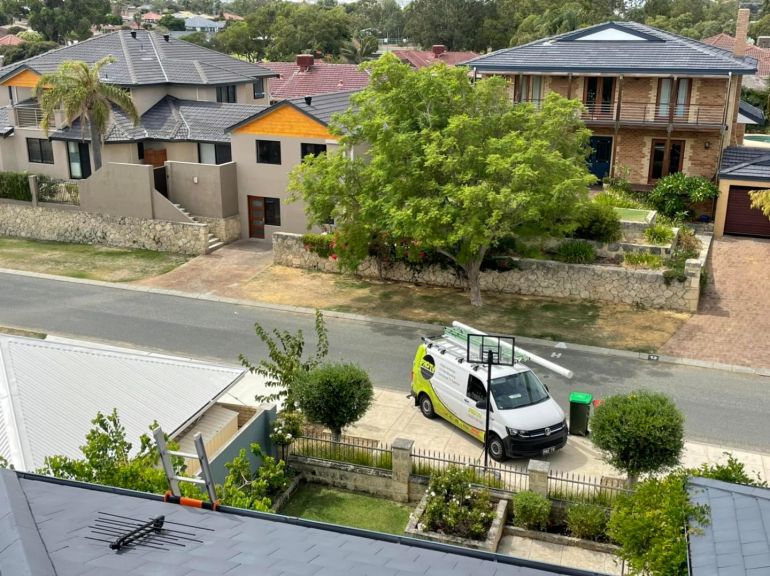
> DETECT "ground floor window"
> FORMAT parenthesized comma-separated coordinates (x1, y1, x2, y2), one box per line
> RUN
(198, 142, 232, 165)
(300, 142, 327, 159)
(264, 197, 281, 226)
(649, 139, 684, 182)
(27, 138, 54, 164)
(67, 141, 91, 179)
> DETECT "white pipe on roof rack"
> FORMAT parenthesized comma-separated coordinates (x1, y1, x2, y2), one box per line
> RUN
(451, 321, 574, 379)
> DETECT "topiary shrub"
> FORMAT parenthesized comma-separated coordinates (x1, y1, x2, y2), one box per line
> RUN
(574, 203, 622, 243)
(647, 173, 719, 220)
(421, 466, 494, 540)
(511, 490, 551, 531)
(556, 240, 596, 264)
(643, 223, 674, 245)
(301, 233, 335, 259)
(566, 503, 608, 540)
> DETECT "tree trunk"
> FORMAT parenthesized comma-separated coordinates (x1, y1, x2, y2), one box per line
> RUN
(88, 114, 102, 172)
(465, 258, 483, 307)
(331, 428, 342, 442)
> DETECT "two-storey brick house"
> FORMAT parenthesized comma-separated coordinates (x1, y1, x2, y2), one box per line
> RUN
(465, 15, 757, 189)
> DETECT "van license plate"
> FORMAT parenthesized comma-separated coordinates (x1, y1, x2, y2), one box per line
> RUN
(542, 447, 556, 455)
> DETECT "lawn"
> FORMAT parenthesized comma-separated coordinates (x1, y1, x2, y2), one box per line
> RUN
(614, 207, 653, 222)
(279, 483, 412, 535)
(0, 325, 46, 339)
(240, 265, 689, 353)
(0, 237, 189, 282)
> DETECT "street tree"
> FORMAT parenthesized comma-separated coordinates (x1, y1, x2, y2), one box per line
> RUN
(340, 34, 378, 63)
(28, 0, 110, 42)
(591, 390, 685, 485)
(295, 362, 373, 441)
(158, 14, 186, 30)
(36, 57, 139, 171)
(289, 55, 594, 306)
(213, 20, 261, 61)
(239, 309, 329, 410)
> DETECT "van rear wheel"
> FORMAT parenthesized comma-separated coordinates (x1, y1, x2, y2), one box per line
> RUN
(487, 434, 507, 462)
(419, 394, 435, 419)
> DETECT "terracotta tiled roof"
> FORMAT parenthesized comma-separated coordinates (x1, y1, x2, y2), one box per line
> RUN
(262, 60, 370, 100)
(392, 49, 478, 68)
(142, 11, 162, 20)
(0, 35, 23, 46)
(222, 12, 243, 20)
(703, 33, 770, 76)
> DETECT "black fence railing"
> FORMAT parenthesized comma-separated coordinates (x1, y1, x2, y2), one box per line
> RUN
(38, 179, 80, 205)
(411, 447, 529, 493)
(291, 435, 393, 471)
(548, 469, 632, 506)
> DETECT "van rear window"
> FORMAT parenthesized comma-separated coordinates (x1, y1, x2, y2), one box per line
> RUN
(491, 372, 549, 410)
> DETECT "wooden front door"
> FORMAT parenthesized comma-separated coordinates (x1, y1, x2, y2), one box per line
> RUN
(248, 195, 265, 239)
(144, 148, 167, 168)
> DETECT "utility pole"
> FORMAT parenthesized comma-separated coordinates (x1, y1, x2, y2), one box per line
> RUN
(484, 348, 493, 469)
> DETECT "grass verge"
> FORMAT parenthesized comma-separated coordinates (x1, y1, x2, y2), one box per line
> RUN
(279, 483, 411, 534)
(0, 237, 189, 282)
(0, 326, 46, 339)
(240, 266, 689, 353)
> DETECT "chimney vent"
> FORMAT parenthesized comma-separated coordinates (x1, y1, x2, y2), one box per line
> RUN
(296, 54, 314, 71)
(734, 8, 750, 57)
(432, 44, 446, 57)
(163, 34, 169, 42)
(130, 30, 137, 39)
(304, 96, 312, 106)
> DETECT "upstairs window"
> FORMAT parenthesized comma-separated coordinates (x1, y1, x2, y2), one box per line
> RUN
(301, 142, 327, 159)
(216, 84, 237, 103)
(253, 78, 265, 99)
(198, 142, 232, 165)
(256, 139, 281, 164)
(657, 78, 690, 119)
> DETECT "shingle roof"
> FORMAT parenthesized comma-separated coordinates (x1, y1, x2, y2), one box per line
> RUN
(703, 33, 770, 76)
(263, 60, 370, 100)
(52, 96, 266, 143)
(0, 30, 276, 87)
(688, 476, 770, 576)
(0, 470, 603, 576)
(392, 49, 478, 68)
(0, 335, 245, 470)
(719, 145, 770, 182)
(465, 21, 757, 76)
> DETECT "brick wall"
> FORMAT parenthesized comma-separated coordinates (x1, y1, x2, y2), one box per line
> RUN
(547, 76, 571, 98)
(680, 130, 721, 178)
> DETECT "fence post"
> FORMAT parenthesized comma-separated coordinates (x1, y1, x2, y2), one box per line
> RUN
(28, 175, 38, 207)
(391, 437, 413, 503)
(527, 459, 550, 498)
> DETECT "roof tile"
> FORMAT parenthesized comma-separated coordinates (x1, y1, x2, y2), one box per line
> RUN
(263, 60, 369, 99)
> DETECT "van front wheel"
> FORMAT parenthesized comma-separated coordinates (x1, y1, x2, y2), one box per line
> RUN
(487, 434, 507, 462)
(419, 394, 435, 419)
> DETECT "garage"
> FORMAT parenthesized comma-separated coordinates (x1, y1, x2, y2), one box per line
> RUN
(716, 146, 770, 238)
(724, 185, 770, 237)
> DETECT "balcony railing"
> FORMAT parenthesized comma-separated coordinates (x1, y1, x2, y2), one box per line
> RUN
(14, 106, 47, 129)
(518, 99, 726, 127)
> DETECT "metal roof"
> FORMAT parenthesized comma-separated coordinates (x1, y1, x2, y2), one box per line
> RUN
(0, 30, 276, 87)
(465, 21, 757, 76)
(719, 146, 770, 182)
(688, 476, 770, 576)
(0, 470, 607, 576)
(0, 335, 245, 471)
(52, 96, 266, 144)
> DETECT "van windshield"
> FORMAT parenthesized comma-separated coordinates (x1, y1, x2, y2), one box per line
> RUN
(490, 371, 549, 410)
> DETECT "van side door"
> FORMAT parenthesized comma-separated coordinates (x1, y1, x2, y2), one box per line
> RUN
(464, 374, 488, 432)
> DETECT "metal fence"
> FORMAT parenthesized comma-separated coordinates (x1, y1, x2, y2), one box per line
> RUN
(411, 447, 530, 493)
(38, 179, 79, 205)
(548, 469, 631, 506)
(291, 435, 393, 471)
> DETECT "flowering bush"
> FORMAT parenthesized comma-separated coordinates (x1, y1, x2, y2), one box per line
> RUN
(270, 411, 304, 447)
(420, 466, 494, 540)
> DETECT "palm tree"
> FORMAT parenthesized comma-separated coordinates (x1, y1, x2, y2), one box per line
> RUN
(36, 56, 139, 172)
(340, 35, 379, 64)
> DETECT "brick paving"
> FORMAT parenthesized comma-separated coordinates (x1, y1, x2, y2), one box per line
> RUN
(660, 236, 770, 369)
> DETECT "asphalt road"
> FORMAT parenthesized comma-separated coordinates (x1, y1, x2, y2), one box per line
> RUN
(1, 272, 768, 452)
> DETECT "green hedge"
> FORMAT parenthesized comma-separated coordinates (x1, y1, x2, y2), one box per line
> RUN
(0, 172, 32, 201)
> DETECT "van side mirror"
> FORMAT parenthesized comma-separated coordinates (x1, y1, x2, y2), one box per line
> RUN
(475, 400, 488, 410)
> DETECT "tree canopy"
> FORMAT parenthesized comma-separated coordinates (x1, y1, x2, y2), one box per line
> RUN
(290, 55, 594, 306)
(27, 0, 110, 42)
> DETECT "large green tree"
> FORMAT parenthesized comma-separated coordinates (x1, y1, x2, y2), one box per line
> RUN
(290, 55, 594, 306)
(404, 0, 489, 51)
(28, 0, 111, 42)
(37, 57, 139, 172)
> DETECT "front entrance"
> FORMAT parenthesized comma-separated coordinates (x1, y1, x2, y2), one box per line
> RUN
(649, 139, 684, 183)
(724, 186, 770, 238)
(67, 141, 91, 179)
(588, 136, 613, 181)
(247, 195, 265, 239)
(144, 148, 167, 168)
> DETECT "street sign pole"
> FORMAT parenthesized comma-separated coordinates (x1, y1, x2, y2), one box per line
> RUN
(484, 348, 493, 469)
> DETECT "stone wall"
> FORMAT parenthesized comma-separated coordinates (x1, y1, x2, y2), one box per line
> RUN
(273, 232, 708, 312)
(0, 200, 209, 255)
(195, 215, 241, 244)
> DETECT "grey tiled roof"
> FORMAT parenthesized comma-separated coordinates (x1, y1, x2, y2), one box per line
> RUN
(688, 477, 770, 576)
(465, 21, 757, 76)
(0, 30, 276, 87)
(52, 97, 266, 144)
(288, 89, 357, 125)
(0, 106, 13, 136)
(739, 100, 765, 124)
(719, 146, 770, 182)
(0, 470, 604, 576)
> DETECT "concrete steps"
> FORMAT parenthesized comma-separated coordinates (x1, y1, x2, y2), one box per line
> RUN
(173, 203, 225, 254)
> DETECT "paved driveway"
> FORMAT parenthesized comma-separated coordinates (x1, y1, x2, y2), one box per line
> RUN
(661, 236, 770, 370)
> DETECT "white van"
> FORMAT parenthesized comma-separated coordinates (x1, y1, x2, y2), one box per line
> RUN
(411, 325, 568, 461)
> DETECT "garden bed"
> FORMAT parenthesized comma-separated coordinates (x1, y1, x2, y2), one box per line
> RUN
(503, 525, 619, 554)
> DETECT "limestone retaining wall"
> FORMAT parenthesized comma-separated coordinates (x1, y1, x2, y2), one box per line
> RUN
(195, 214, 241, 244)
(273, 232, 709, 312)
(0, 200, 209, 255)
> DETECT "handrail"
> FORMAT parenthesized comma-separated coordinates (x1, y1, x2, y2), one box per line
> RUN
(516, 99, 726, 125)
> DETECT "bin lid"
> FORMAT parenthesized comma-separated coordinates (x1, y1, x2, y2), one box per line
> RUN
(569, 391, 593, 404)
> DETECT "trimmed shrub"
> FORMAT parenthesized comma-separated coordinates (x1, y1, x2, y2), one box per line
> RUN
(301, 233, 335, 258)
(512, 490, 551, 531)
(556, 240, 596, 264)
(422, 466, 494, 540)
(594, 190, 646, 209)
(647, 173, 719, 220)
(623, 252, 663, 269)
(566, 503, 607, 540)
(643, 223, 674, 245)
(574, 203, 622, 243)
(0, 171, 32, 201)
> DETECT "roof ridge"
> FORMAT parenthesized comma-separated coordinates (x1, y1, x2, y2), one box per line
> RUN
(0, 31, 115, 77)
(192, 59, 207, 83)
(170, 34, 275, 77)
(690, 476, 770, 501)
(196, 59, 258, 82)
(145, 32, 169, 83)
(169, 97, 190, 139)
(117, 30, 138, 85)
